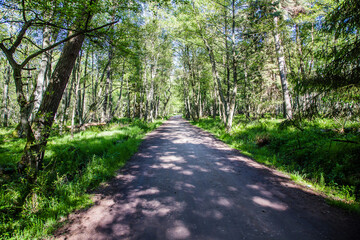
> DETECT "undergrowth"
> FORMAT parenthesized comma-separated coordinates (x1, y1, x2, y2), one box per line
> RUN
(191, 116, 360, 213)
(0, 118, 162, 239)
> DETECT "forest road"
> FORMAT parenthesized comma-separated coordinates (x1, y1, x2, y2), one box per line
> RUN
(55, 116, 360, 240)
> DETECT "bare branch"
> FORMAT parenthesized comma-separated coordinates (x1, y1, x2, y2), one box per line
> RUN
(23, 37, 42, 50)
(32, 20, 79, 32)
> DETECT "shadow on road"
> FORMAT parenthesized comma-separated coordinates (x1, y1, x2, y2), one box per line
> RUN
(58, 117, 360, 240)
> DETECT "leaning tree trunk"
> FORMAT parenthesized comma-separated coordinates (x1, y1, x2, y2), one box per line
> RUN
(18, 33, 86, 182)
(274, 16, 293, 119)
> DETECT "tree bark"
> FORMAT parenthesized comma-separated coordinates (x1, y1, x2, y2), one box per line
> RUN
(19, 32, 86, 181)
(274, 16, 293, 119)
(226, 0, 238, 132)
(71, 54, 82, 138)
(112, 60, 125, 117)
(203, 37, 228, 124)
(29, 26, 51, 123)
(2, 66, 11, 127)
(80, 49, 89, 125)
(13, 67, 33, 138)
(102, 49, 113, 122)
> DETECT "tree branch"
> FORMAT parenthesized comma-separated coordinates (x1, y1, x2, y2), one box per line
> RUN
(9, 20, 32, 54)
(0, 42, 18, 68)
(22, 0, 27, 23)
(20, 20, 118, 68)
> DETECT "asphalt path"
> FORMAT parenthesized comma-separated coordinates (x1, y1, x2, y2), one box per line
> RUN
(56, 116, 360, 240)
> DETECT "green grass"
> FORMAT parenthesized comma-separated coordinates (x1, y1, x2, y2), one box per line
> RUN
(191, 116, 360, 211)
(0, 118, 163, 239)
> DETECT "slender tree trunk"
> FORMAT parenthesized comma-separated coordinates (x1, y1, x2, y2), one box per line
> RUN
(296, 24, 305, 79)
(60, 83, 69, 134)
(90, 50, 96, 121)
(224, 6, 231, 104)
(308, 22, 314, 75)
(29, 26, 51, 123)
(162, 90, 171, 117)
(112, 61, 125, 117)
(139, 78, 144, 119)
(147, 62, 156, 122)
(203, 38, 228, 124)
(102, 49, 113, 122)
(126, 77, 131, 118)
(274, 16, 293, 119)
(71, 55, 82, 138)
(2, 66, 11, 127)
(226, 1, 238, 132)
(108, 67, 113, 120)
(212, 87, 217, 119)
(243, 61, 250, 119)
(80, 50, 89, 125)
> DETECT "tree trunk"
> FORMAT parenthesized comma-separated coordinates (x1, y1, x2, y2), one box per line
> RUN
(212, 88, 217, 119)
(102, 49, 113, 122)
(147, 63, 156, 122)
(2, 66, 11, 127)
(80, 50, 89, 125)
(14, 67, 33, 138)
(29, 26, 51, 123)
(90, 50, 96, 121)
(126, 77, 131, 118)
(112, 60, 125, 117)
(274, 16, 293, 119)
(107, 65, 113, 120)
(243, 61, 250, 119)
(162, 88, 171, 117)
(203, 38, 228, 124)
(19, 32, 86, 181)
(226, 1, 238, 132)
(71, 55, 82, 138)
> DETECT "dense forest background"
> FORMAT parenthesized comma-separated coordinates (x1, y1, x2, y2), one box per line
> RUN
(0, 0, 359, 238)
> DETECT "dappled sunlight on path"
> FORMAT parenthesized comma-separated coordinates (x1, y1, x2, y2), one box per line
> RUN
(56, 116, 360, 240)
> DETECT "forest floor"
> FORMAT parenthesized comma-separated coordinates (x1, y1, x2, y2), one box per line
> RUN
(54, 116, 360, 240)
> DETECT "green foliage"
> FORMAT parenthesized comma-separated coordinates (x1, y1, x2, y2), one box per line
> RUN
(192, 116, 360, 208)
(0, 118, 162, 239)
(303, 0, 360, 105)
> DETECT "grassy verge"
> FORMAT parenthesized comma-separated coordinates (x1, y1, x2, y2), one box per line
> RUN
(191, 116, 360, 213)
(0, 118, 163, 239)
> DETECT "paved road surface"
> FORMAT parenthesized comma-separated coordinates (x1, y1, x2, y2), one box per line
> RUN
(56, 116, 360, 240)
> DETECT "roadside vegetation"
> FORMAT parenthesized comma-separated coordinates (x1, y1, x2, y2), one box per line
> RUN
(192, 116, 360, 212)
(1, 0, 359, 238)
(0, 118, 162, 239)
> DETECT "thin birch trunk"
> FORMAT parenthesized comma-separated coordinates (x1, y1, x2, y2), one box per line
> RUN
(29, 26, 51, 123)
(274, 16, 293, 119)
